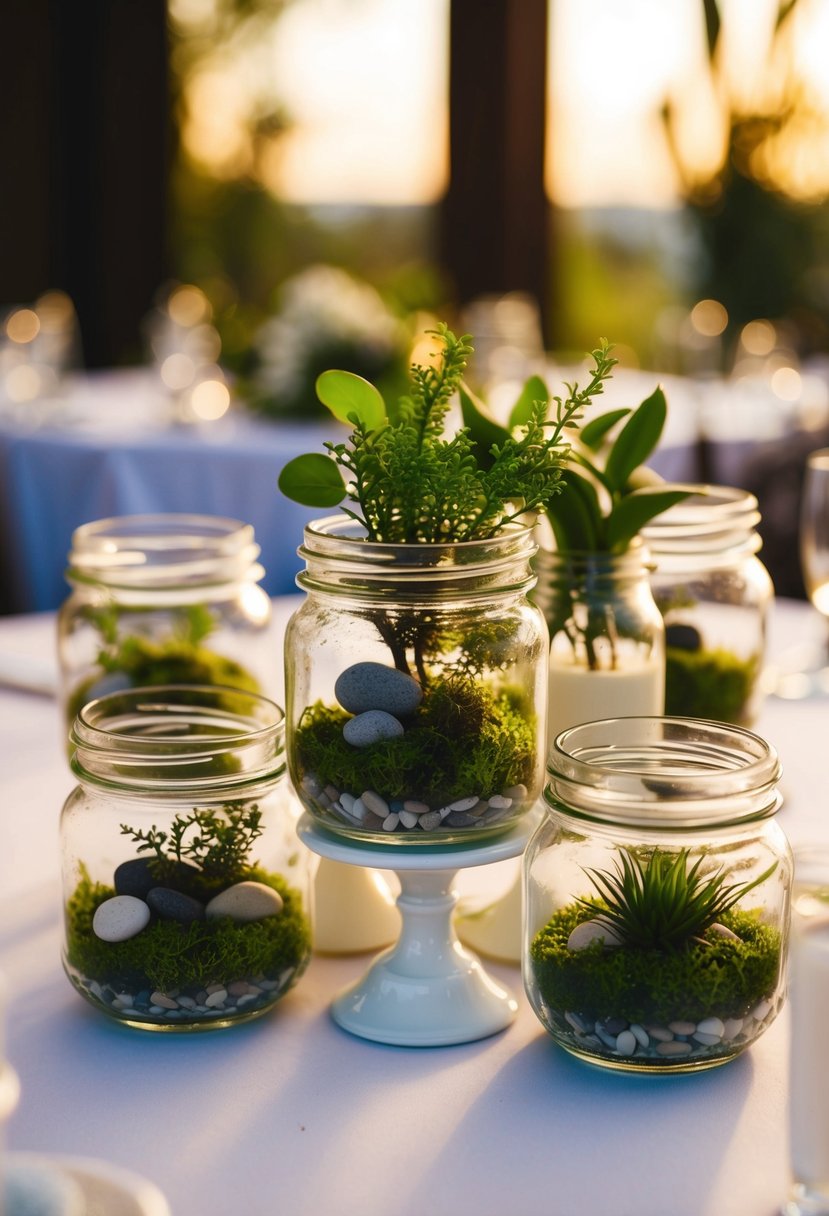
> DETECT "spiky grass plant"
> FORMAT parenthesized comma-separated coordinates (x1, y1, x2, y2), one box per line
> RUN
(578, 848, 778, 952)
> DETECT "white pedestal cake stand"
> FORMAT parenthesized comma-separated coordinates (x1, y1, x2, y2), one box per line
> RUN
(297, 813, 535, 1047)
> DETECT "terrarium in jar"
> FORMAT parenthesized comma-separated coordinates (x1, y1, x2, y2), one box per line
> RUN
(531, 541, 665, 745)
(642, 486, 773, 725)
(524, 716, 791, 1073)
(284, 515, 548, 844)
(57, 514, 273, 731)
(61, 686, 311, 1030)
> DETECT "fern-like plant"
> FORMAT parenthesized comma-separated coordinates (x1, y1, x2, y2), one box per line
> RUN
(577, 848, 778, 952)
(278, 324, 615, 544)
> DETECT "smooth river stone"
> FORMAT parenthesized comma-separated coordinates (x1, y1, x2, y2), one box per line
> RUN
(114, 856, 201, 900)
(335, 662, 423, 716)
(343, 710, 404, 748)
(566, 918, 624, 951)
(92, 894, 151, 942)
(206, 881, 284, 922)
(147, 886, 206, 924)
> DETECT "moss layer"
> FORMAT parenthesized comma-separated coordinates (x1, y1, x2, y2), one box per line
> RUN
(530, 901, 781, 1025)
(664, 645, 758, 724)
(65, 866, 311, 993)
(294, 676, 535, 803)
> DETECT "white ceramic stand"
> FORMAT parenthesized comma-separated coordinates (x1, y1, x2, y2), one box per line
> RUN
(298, 815, 534, 1047)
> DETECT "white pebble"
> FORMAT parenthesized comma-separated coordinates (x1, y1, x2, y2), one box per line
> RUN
(488, 794, 512, 810)
(449, 795, 480, 812)
(150, 991, 178, 1010)
(692, 1031, 722, 1046)
(752, 998, 772, 1021)
(567, 918, 623, 951)
(504, 784, 528, 799)
(362, 790, 390, 816)
(205, 989, 228, 1008)
(630, 1023, 650, 1048)
(696, 1016, 725, 1040)
(206, 881, 284, 922)
(351, 797, 368, 823)
(382, 813, 400, 832)
(615, 1030, 637, 1056)
(564, 1011, 590, 1034)
(594, 1023, 618, 1050)
(438, 805, 453, 820)
(722, 1017, 744, 1040)
(657, 1040, 693, 1056)
(340, 792, 356, 813)
(710, 921, 741, 942)
(399, 811, 418, 829)
(92, 895, 150, 943)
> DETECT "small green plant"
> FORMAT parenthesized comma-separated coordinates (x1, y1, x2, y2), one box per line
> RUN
(278, 324, 615, 543)
(121, 804, 264, 886)
(577, 848, 778, 952)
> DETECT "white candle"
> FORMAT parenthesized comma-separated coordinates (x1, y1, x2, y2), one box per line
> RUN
(547, 654, 664, 746)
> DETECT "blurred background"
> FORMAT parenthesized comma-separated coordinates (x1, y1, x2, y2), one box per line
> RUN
(2, 0, 829, 610)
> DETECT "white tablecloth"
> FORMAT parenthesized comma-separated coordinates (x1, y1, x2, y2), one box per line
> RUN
(0, 598, 827, 1216)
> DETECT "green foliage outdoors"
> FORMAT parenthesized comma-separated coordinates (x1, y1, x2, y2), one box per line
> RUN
(576, 847, 778, 952)
(295, 675, 535, 805)
(530, 901, 781, 1026)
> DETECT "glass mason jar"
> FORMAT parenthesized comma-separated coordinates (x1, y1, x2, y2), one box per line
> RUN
(531, 542, 665, 747)
(60, 686, 312, 1031)
(57, 514, 273, 734)
(284, 515, 548, 844)
(641, 486, 773, 725)
(524, 717, 792, 1074)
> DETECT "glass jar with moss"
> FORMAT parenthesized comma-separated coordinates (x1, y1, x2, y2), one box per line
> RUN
(524, 716, 791, 1073)
(284, 515, 548, 844)
(60, 685, 311, 1031)
(57, 514, 273, 733)
(641, 487, 773, 725)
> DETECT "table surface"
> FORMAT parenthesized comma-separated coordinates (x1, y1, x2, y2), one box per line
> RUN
(1, 597, 827, 1216)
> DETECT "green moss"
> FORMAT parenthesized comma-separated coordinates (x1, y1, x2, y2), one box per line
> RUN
(664, 645, 759, 724)
(295, 675, 535, 803)
(66, 633, 261, 725)
(529, 901, 781, 1025)
(65, 866, 311, 993)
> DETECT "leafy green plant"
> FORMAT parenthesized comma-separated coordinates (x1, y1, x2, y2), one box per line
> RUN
(577, 847, 778, 952)
(278, 324, 616, 543)
(121, 804, 264, 887)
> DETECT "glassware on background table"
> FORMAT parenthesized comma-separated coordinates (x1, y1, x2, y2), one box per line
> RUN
(57, 514, 274, 737)
(642, 485, 773, 724)
(524, 716, 792, 1073)
(60, 686, 311, 1030)
(784, 847, 829, 1216)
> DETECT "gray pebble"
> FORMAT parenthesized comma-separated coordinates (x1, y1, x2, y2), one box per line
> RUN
(630, 1023, 650, 1048)
(419, 811, 442, 831)
(343, 710, 404, 748)
(398, 810, 418, 829)
(488, 794, 513, 810)
(335, 662, 423, 716)
(448, 795, 480, 812)
(656, 1040, 693, 1057)
(615, 1030, 637, 1056)
(382, 813, 400, 832)
(404, 800, 430, 814)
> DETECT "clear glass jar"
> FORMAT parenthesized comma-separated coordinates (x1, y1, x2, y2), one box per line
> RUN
(524, 717, 791, 1073)
(641, 486, 773, 725)
(284, 515, 548, 844)
(531, 542, 665, 746)
(57, 514, 273, 733)
(61, 685, 311, 1031)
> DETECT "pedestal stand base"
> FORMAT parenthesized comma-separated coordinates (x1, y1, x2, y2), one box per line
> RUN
(298, 816, 534, 1047)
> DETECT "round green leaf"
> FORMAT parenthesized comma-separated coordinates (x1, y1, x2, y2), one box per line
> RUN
(278, 453, 346, 508)
(315, 370, 386, 430)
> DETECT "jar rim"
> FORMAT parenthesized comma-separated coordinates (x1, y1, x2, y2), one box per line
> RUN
(545, 716, 781, 828)
(66, 513, 264, 590)
(297, 513, 538, 597)
(70, 684, 285, 793)
(640, 485, 760, 545)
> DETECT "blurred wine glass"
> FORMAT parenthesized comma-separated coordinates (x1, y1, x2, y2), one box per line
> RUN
(801, 449, 829, 625)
